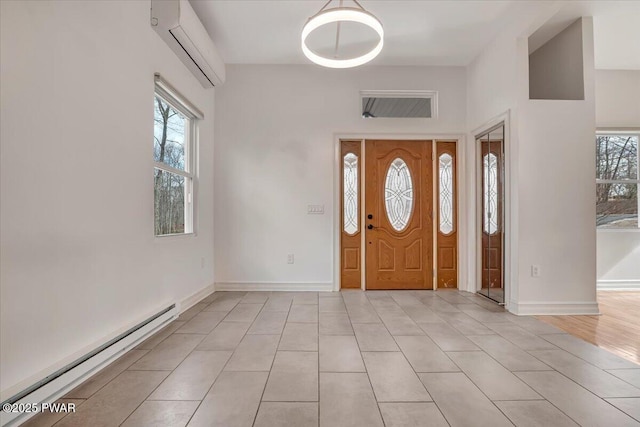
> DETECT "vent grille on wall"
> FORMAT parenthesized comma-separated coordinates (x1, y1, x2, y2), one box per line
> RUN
(361, 90, 438, 118)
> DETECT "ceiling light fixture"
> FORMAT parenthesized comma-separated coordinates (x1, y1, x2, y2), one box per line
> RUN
(301, 0, 383, 69)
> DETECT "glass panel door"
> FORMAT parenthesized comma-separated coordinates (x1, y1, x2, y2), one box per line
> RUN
(478, 125, 505, 304)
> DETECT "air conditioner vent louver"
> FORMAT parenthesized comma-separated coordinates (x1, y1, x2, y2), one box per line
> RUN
(169, 30, 216, 87)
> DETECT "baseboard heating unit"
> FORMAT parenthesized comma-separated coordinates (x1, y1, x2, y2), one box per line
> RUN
(0, 304, 178, 426)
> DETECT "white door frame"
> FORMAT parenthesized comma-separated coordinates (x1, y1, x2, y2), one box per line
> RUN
(333, 133, 470, 293)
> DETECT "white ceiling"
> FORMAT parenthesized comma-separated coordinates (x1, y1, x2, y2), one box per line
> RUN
(191, 0, 640, 69)
(592, 2, 640, 70)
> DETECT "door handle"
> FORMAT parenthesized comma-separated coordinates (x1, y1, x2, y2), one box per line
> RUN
(367, 224, 374, 230)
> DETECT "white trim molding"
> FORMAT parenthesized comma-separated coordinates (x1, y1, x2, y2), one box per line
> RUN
(1, 305, 179, 426)
(360, 90, 439, 119)
(510, 300, 600, 316)
(179, 283, 215, 313)
(1, 281, 216, 426)
(215, 282, 335, 292)
(597, 280, 640, 291)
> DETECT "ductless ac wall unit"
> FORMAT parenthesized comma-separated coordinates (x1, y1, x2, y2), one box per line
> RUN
(151, 0, 225, 88)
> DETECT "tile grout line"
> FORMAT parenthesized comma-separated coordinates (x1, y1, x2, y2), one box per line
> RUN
(51, 354, 175, 427)
(348, 291, 387, 426)
(40, 290, 639, 426)
(508, 369, 602, 427)
(62, 348, 151, 402)
(380, 291, 531, 426)
(50, 291, 343, 427)
(251, 292, 297, 427)
(369, 291, 454, 426)
(435, 328, 564, 423)
(50, 341, 174, 426)
(604, 369, 640, 390)
(121, 293, 243, 426)
(601, 397, 640, 423)
(181, 292, 252, 427)
(462, 334, 554, 375)
(208, 293, 273, 426)
(115, 365, 174, 426)
(518, 339, 640, 405)
(430, 293, 523, 427)
(534, 332, 640, 371)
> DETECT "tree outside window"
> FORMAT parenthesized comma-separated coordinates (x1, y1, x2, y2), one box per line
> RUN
(596, 134, 639, 229)
(154, 93, 195, 236)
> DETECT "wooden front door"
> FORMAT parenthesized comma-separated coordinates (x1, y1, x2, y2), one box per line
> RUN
(364, 140, 433, 290)
(480, 139, 504, 289)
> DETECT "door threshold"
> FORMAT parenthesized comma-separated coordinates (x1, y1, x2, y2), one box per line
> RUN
(477, 291, 505, 305)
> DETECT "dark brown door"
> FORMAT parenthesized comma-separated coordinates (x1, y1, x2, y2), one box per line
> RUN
(341, 140, 362, 289)
(436, 141, 457, 288)
(365, 140, 433, 290)
(481, 138, 503, 290)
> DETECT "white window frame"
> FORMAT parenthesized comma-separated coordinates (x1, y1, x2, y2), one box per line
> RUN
(596, 130, 640, 231)
(154, 74, 202, 237)
(359, 90, 439, 119)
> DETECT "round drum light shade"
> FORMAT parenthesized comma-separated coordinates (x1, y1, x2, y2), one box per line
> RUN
(301, 7, 384, 69)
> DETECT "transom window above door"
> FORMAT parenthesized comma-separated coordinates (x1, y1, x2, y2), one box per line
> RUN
(361, 90, 438, 119)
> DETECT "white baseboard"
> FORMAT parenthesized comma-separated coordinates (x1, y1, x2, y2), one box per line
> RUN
(1, 305, 177, 427)
(215, 282, 334, 292)
(1, 283, 216, 427)
(179, 283, 215, 313)
(597, 280, 640, 291)
(510, 300, 600, 315)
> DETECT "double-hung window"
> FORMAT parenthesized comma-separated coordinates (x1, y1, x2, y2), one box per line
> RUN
(153, 75, 201, 236)
(596, 133, 639, 229)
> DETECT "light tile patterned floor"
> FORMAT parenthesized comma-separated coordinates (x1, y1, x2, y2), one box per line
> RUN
(23, 291, 640, 427)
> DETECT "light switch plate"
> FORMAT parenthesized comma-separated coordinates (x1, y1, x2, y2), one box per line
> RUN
(307, 204, 324, 214)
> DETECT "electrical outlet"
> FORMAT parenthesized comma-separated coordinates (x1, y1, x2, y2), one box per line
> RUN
(287, 254, 295, 264)
(531, 265, 541, 278)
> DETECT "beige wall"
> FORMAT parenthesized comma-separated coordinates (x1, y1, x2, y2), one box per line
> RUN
(0, 0, 215, 394)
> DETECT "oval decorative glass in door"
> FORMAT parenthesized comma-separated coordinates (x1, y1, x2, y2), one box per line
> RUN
(483, 153, 498, 235)
(384, 158, 414, 231)
(343, 153, 358, 235)
(439, 153, 454, 234)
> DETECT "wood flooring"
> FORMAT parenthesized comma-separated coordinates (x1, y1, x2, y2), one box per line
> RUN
(538, 291, 640, 364)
